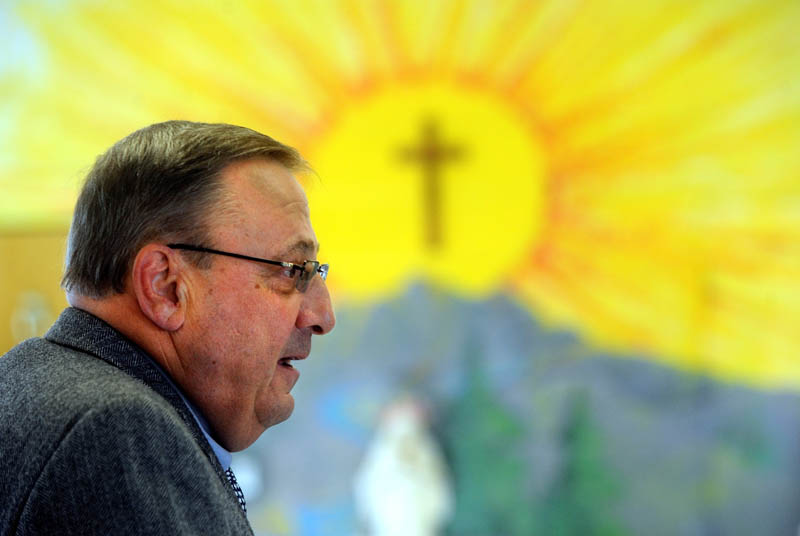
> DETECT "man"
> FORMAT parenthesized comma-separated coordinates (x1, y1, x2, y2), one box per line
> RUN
(0, 121, 335, 535)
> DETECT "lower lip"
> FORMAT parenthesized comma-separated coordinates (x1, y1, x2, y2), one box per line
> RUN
(279, 362, 300, 382)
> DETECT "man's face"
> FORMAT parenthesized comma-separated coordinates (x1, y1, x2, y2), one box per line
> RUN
(176, 158, 335, 451)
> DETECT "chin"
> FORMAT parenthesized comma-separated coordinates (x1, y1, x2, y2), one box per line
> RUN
(261, 398, 295, 429)
(273, 403, 295, 426)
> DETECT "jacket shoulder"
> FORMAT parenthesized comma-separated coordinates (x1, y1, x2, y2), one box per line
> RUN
(1, 336, 175, 419)
(1, 338, 250, 535)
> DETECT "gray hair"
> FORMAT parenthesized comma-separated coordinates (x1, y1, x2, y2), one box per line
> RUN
(62, 120, 306, 298)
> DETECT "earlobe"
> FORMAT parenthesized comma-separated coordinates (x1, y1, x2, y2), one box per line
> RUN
(132, 245, 186, 332)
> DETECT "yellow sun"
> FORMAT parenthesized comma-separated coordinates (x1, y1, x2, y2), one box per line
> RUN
(308, 81, 545, 299)
(3, 0, 800, 389)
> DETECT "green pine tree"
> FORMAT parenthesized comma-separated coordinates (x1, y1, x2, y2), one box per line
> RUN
(443, 338, 535, 535)
(539, 390, 626, 536)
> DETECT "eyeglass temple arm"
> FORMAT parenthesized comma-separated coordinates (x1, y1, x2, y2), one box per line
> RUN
(166, 243, 292, 268)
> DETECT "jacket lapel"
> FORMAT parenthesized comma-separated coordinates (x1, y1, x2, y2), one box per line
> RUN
(44, 307, 230, 487)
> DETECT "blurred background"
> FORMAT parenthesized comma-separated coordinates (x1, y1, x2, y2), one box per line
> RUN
(2, 1, 800, 534)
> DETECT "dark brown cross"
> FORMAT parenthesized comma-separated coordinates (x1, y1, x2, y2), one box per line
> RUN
(400, 117, 464, 249)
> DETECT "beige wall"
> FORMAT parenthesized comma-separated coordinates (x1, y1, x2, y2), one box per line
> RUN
(0, 232, 69, 354)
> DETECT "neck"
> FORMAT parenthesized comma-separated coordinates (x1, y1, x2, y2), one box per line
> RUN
(67, 290, 184, 382)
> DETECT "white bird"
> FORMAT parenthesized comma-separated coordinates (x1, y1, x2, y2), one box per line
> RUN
(353, 396, 453, 536)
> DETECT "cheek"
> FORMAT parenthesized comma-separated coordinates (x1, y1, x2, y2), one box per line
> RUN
(199, 275, 301, 357)
(239, 297, 299, 354)
(259, 304, 297, 347)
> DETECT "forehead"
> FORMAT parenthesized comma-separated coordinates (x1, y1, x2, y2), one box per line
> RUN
(213, 158, 318, 257)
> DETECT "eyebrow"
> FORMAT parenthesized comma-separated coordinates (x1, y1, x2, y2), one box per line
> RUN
(279, 239, 319, 260)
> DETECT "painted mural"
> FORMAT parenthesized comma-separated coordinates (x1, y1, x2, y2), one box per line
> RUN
(2, 1, 799, 534)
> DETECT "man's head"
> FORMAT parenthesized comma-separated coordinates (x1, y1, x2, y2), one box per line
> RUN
(64, 121, 335, 450)
(63, 120, 306, 297)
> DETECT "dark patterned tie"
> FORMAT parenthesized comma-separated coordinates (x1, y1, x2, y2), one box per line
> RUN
(225, 467, 247, 514)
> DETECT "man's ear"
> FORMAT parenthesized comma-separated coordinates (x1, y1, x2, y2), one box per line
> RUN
(131, 244, 187, 332)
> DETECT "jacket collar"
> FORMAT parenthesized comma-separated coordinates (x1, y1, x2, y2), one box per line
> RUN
(44, 307, 227, 480)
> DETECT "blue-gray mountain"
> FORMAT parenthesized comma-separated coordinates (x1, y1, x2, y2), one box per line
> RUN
(241, 283, 800, 536)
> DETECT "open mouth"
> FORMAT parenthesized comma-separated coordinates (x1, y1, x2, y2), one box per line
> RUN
(278, 357, 295, 369)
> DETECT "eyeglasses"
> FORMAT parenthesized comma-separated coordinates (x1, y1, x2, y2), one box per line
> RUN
(167, 243, 328, 293)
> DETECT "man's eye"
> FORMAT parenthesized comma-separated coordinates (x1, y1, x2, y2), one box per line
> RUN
(280, 266, 297, 279)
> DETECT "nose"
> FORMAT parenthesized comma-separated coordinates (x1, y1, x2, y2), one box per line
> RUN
(297, 276, 335, 335)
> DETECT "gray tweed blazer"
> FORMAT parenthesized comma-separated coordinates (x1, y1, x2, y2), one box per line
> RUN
(0, 307, 254, 535)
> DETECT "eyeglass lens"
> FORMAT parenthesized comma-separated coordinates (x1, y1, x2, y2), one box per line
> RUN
(296, 261, 328, 292)
(297, 261, 317, 292)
